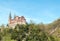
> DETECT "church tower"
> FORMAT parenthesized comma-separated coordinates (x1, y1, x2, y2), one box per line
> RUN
(14, 14, 16, 19)
(9, 12, 12, 20)
(9, 12, 12, 24)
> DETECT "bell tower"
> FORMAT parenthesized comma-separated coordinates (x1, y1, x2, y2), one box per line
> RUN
(14, 14, 16, 19)
(9, 12, 12, 20)
(9, 12, 12, 24)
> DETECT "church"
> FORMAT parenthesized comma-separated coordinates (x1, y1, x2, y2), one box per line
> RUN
(8, 13, 26, 28)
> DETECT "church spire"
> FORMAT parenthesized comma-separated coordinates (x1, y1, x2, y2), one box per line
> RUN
(9, 12, 12, 20)
(14, 14, 16, 19)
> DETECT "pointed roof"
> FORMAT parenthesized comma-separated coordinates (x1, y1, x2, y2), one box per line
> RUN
(9, 12, 12, 19)
(14, 14, 16, 19)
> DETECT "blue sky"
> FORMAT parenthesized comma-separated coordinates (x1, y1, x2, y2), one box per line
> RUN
(0, 0, 60, 25)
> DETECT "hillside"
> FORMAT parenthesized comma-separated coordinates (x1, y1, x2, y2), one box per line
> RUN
(0, 19, 60, 41)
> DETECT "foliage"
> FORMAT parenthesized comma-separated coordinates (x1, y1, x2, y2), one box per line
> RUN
(0, 19, 60, 41)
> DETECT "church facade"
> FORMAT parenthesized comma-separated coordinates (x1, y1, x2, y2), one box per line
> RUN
(8, 13, 26, 28)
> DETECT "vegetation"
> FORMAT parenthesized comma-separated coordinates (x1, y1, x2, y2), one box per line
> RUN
(0, 19, 60, 41)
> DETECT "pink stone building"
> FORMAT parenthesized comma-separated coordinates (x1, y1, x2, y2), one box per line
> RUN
(8, 13, 26, 28)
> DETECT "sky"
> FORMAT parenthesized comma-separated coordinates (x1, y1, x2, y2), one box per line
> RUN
(0, 0, 60, 25)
